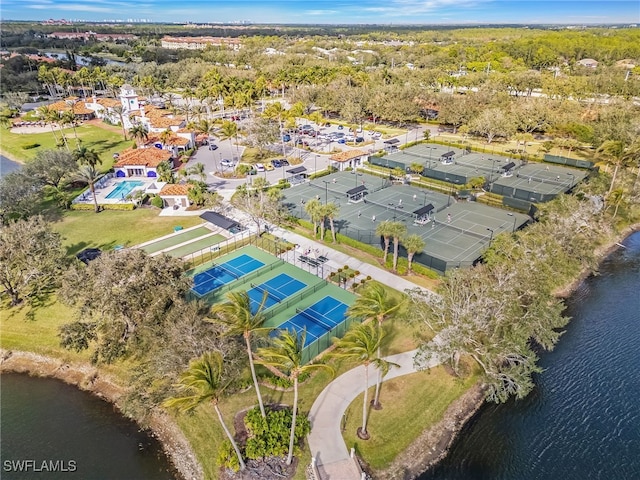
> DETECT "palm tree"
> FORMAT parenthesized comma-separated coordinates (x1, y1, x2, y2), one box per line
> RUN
(211, 291, 271, 418)
(255, 329, 334, 465)
(304, 198, 323, 238)
(323, 202, 340, 243)
(111, 104, 127, 140)
(163, 352, 246, 471)
(607, 188, 627, 218)
(36, 105, 60, 145)
(402, 234, 426, 273)
(159, 128, 173, 147)
(596, 140, 625, 194)
(73, 145, 101, 168)
(75, 164, 101, 213)
(376, 221, 395, 264)
(347, 283, 404, 408)
(389, 221, 408, 272)
(409, 162, 424, 175)
(331, 322, 395, 439)
(218, 120, 239, 161)
(129, 123, 149, 147)
(188, 162, 206, 182)
(156, 161, 175, 183)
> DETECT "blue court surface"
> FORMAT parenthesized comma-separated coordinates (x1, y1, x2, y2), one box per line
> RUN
(191, 254, 265, 296)
(277, 296, 350, 346)
(248, 273, 307, 313)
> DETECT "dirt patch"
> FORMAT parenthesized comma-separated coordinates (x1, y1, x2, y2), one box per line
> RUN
(370, 383, 486, 480)
(0, 349, 203, 480)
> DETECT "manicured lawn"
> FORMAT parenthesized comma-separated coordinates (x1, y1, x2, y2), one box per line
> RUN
(0, 123, 130, 170)
(53, 208, 204, 256)
(342, 366, 479, 471)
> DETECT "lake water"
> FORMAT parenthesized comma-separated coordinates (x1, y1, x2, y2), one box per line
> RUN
(0, 374, 176, 480)
(1, 155, 21, 177)
(420, 231, 640, 479)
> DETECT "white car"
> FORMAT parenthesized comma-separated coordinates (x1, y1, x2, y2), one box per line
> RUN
(345, 134, 356, 142)
(372, 132, 382, 139)
(255, 163, 265, 172)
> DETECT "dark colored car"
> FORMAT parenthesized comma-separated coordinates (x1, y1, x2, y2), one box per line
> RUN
(282, 134, 291, 142)
(280, 158, 290, 166)
(271, 159, 282, 168)
(208, 144, 218, 150)
(355, 137, 365, 143)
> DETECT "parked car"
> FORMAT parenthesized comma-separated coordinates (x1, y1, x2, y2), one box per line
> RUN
(255, 163, 266, 172)
(208, 143, 218, 150)
(337, 138, 346, 144)
(355, 137, 365, 143)
(265, 162, 274, 171)
(282, 134, 291, 142)
(337, 125, 344, 130)
(295, 139, 309, 147)
(271, 159, 282, 168)
(372, 132, 382, 139)
(220, 159, 236, 168)
(345, 134, 356, 142)
(280, 158, 290, 166)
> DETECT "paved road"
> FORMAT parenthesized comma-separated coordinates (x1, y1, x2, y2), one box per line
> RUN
(307, 348, 441, 480)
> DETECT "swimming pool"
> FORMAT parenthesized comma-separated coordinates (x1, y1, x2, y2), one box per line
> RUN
(106, 180, 144, 200)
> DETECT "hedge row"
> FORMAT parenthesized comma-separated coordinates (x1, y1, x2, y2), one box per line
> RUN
(71, 203, 136, 211)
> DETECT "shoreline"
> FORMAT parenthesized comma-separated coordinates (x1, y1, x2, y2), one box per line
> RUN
(370, 223, 640, 480)
(0, 349, 203, 480)
(0, 149, 25, 165)
(1, 226, 638, 480)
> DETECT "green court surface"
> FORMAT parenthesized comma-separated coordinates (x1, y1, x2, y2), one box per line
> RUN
(141, 226, 212, 254)
(164, 234, 226, 258)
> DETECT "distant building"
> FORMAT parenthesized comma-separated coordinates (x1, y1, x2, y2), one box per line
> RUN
(577, 58, 599, 68)
(48, 32, 137, 41)
(160, 36, 242, 50)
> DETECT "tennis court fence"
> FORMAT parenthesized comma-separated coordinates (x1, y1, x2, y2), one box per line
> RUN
(437, 221, 491, 241)
(296, 307, 338, 331)
(251, 282, 286, 302)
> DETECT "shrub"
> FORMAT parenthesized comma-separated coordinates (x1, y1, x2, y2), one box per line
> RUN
(216, 440, 241, 472)
(244, 406, 311, 460)
(411, 262, 441, 279)
(22, 143, 40, 150)
(335, 233, 383, 257)
(150, 195, 164, 208)
(70, 203, 135, 211)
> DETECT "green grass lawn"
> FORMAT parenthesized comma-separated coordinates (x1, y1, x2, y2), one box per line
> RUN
(52, 208, 204, 256)
(342, 366, 479, 471)
(1, 123, 130, 170)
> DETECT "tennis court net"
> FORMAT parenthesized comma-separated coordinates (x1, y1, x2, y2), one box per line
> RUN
(251, 283, 285, 302)
(296, 307, 337, 331)
(309, 182, 346, 198)
(518, 174, 569, 187)
(453, 159, 495, 173)
(437, 221, 490, 241)
(217, 263, 240, 279)
(363, 198, 415, 220)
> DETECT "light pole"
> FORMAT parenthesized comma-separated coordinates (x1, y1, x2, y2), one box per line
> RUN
(486, 227, 494, 247)
(490, 158, 496, 183)
(507, 212, 517, 233)
(423, 190, 428, 206)
(354, 171, 362, 188)
(314, 154, 318, 176)
(567, 172, 575, 189)
(322, 180, 329, 204)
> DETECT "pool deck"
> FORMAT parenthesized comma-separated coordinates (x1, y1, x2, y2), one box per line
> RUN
(73, 175, 163, 205)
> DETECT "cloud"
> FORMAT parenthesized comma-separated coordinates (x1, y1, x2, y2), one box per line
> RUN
(305, 10, 339, 16)
(362, 0, 489, 16)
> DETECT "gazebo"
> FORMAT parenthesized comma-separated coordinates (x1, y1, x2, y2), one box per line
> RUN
(413, 203, 434, 224)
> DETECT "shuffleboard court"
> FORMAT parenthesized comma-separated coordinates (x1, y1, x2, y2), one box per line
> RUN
(277, 296, 349, 347)
(191, 254, 265, 296)
(248, 273, 307, 313)
(140, 226, 212, 254)
(165, 234, 226, 258)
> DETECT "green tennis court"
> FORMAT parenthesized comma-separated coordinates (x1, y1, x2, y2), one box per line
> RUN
(141, 226, 213, 254)
(164, 234, 226, 258)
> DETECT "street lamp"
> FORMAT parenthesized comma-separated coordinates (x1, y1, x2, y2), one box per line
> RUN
(314, 154, 318, 176)
(567, 172, 575, 189)
(507, 213, 517, 233)
(354, 171, 362, 188)
(445, 177, 451, 206)
(322, 180, 330, 204)
(490, 158, 496, 183)
(486, 227, 494, 246)
(423, 191, 428, 206)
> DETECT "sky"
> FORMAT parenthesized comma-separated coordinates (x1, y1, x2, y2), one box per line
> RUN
(1, 0, 639, 25)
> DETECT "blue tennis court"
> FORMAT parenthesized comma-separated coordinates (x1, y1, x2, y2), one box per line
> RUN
(277, 296, 350, 347)
(247, 273, 307, 313)
(191, 254, 265, 296)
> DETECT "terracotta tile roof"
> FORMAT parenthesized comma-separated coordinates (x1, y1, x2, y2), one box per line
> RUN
(329, 149, 368, 162)
(159, 183, 193, 196)
(145, 135, 190, 147)
(150, 116, 185, 129)
(48, 100, 93, 115)
(115, 147, 172, 168)
(97, 98, 120, 108)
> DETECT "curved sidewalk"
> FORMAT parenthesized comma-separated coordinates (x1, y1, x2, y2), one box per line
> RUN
(307, 349, 441, 480)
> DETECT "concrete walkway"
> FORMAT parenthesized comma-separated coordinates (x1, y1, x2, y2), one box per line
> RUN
(268, 225, 436, 298)
(307, 349, 441, 480)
